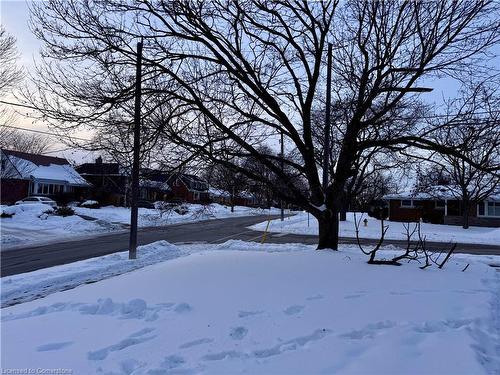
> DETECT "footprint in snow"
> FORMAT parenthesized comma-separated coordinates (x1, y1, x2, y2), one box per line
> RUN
(179, 338, 214, 349)
(284, 305, 305, 315)
(306, 294, 324, 301)
(37, 341, 73, 352)
(87, 330, 156, 361)
(174, 303, 192, 313)
(238, 310, 264, 318)
(230, 326, 248, 340)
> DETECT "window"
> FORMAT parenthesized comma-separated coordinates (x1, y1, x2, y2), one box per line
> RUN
(401, 199, 413, 207)
(487, 202, 500, 217)
(435, 200, 445, 209)
(36, 183, 65, 195)
(478, 202, 485, 216)
(478, 201, 500, 217)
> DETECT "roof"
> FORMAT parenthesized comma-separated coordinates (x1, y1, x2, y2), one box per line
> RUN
(179, 174, 209, 191)
(1, 149, 68, 166)
(209, 188, 230, 198)
(139, 179, 171, 192)
(1, 149, 89, 186)
(383, 185, 500, 201)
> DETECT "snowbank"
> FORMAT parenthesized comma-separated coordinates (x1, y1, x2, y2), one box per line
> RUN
(74, 203, 280, 227)
(250, 211, 500, 245)
(1, 204, 120, 249)
(1, 241, 499, 374)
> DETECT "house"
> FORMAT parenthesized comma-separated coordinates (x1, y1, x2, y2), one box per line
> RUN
(383, 186, 500, 227)
(1, 149, 90, 204)
(209, 188, 258, 207)
(209, 187, 231, 205)
(139, 169, 172, 202)
(168, 173, 210, 203)
(76, 157, 129, 206)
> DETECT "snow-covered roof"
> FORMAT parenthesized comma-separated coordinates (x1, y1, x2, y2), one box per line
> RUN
(384, 185, 500, 201)
(209, 188, 230, 198)
(2, 150, 89, 186)
(139, 180, 171, 192)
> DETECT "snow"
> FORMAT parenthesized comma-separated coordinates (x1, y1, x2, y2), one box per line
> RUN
(80, 200, 99, 207)
(73, 203, 279, 227)
(1, 240, 499, 374)
(250, 211, 500, 245)
(1, 204, 121, 249)
(31, 164, 89, 186)
(1, 203, 281, 250)
(6, 155, 88, 186)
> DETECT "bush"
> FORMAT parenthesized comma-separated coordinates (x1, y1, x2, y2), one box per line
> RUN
(0, 212, 14, 218)
(174, 204, 189, 215)
(367, 199, 388, 220)
(54, 206, 75, 217)
(79, 200, 100, 209)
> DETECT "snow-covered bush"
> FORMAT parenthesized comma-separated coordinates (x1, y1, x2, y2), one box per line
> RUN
(191, 204, 216, 219)
(53, 206, 75, 217)
(79, 200, 100, 209)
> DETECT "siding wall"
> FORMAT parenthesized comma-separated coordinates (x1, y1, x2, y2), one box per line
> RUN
(444, 215, 500, 227)
(0, 178, 30, 204)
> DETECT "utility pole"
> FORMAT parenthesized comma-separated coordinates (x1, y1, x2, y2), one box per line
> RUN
(129, 39, 143, 260)
(280, 130, 284, 221)
(322, 43, 333, 190)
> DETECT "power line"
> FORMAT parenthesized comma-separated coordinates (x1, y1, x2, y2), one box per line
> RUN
(0, 124, 92, 142)
(2, 98, 500, 122)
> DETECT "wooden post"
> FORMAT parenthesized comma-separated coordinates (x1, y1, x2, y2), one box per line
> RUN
(322, 43, 333, 190)
(280, 130, 284, 221)
(129, 40, 143, 260)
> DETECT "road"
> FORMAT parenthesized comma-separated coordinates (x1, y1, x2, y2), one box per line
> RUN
(2, 214, 499, 276)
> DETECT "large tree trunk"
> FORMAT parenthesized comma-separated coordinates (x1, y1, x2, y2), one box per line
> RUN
(462, 200, 469, 229)
(339, 200, 348, 221)
(317, 209, 339, 250)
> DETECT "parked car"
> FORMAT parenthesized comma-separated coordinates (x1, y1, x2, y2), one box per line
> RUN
(15, 196, 58, 208)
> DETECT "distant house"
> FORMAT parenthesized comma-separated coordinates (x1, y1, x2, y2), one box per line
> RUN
(168, 173, 210, 203)
(383, 186, 500, 227)
(1, 149, 90, 204)
(76, 157, 129, 206)
(209, 187, 231, 205)
(209, 188, 258, 207)
(139, 169, 172, 202)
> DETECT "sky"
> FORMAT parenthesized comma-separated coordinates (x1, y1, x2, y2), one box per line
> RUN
(1, 1, 498, 165)
(1, 0, 97, 163)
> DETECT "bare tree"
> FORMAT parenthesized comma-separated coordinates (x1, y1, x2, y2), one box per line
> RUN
(432, 86, 500, 228)
(0, 127, 53, 154)
(0, 26, 24, 128)
(27, 0, 500, 250)
(0, 26, 22, 96)
(205, 160, 249, 212)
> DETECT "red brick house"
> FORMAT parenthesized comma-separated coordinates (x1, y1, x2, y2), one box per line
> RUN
(1, 149, 90, 204)
(168, 173, 210, 203)
(384, 187, 500, 227)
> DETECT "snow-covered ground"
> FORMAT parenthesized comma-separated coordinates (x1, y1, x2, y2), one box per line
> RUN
(0, 204, 120, 249)
(2, 240, 499, 374)
(250, 211, 500, 245)
(0, 203, 280, 250)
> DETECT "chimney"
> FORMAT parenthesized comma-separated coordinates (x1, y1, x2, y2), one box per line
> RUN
(96, 156, 103, 164)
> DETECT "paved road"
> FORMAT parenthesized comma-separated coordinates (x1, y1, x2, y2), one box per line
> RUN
(2, 215, 499, 276)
